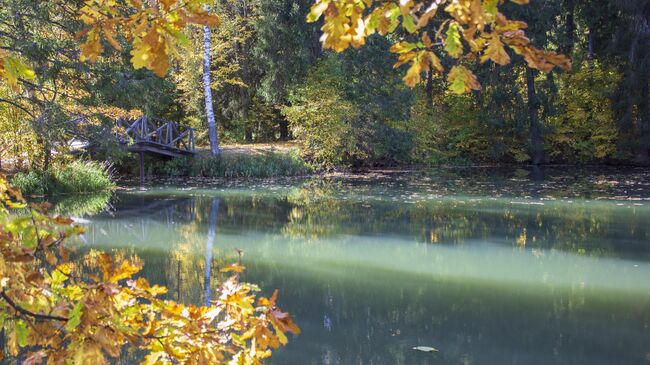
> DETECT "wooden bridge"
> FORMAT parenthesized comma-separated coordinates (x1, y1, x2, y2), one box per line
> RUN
(116, 116, 196, 158)
(115, 116, 196, 185)
(66, 115, 196, 185)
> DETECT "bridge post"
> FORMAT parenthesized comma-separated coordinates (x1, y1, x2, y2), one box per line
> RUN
(139, 151, 145, 188)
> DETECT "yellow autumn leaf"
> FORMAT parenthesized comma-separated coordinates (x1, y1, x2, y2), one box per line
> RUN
(130, 39, 152, 71)
(110, 260, 142, 283)
(480, 34, 510, 65)
(403, 59, 422, 87)
(307, 1, 330, 23)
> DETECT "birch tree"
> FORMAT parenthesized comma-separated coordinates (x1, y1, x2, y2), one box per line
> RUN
(203, 24, 220, 155)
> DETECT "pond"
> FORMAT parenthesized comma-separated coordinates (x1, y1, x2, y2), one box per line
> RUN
(68, 167, 650, 365)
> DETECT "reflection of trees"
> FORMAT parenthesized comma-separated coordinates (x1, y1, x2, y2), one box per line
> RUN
(76, 167, 650, 260)
(47, 191, 112, 216)
(162, 197, 244, 305)
(283, 180, 356, 240)
(280, 178, 650, 258)
(165, 199, 216, 305)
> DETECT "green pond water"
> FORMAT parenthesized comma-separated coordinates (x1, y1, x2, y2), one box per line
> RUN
(66, 168, 650, 365)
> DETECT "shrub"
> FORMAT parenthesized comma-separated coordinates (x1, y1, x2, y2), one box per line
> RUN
(546, 62, 620, 163)
(12, 160, 115, 196)
(283, 57, 362, 168)
(11, 170, 48, 196)
(151, 151, 312, 178)
(283, 53, 413, 169)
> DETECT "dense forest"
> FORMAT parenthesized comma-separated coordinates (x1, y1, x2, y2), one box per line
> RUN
(0, 0, 649, 172)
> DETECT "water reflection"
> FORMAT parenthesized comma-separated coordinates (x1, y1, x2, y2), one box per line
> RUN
(67, 168, 650, 365)
(205, 199, 219, 304)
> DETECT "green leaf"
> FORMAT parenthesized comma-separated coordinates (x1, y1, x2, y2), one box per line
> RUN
(2, 55, 35, 90)
(402, 14, 417, 33)
(65, 302, 83, 331)
(16, 320, 28, 347)
(307, 1, 329, 22)
(447, 65, 481, 93)
(52, 267, 70, 287)
(386, 6, 401, 32)
(449, 70, 467, 94)
(483, 0, 499, 17)
(444, 22, 463, 58)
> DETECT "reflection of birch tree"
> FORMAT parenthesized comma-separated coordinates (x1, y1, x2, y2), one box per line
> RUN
(205, 198, 220, 304)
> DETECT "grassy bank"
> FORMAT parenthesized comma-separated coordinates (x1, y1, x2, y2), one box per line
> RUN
(151, 150, 312, 178)
(12, 160, 115, 196)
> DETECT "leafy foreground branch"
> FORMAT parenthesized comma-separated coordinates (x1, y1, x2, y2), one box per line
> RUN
(0, 176, 299, 365)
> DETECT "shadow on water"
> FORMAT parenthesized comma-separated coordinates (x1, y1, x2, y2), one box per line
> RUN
(59, 167, 650, 365)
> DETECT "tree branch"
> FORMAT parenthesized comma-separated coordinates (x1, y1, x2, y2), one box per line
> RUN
(0, 98, 35, 119)
(0, 291, 68, 322)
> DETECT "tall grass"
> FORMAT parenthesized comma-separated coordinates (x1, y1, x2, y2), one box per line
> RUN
(153, 151, 312, 178)
(12, 160, 115, 196)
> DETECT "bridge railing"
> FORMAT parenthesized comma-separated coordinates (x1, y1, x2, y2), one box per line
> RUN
(116, 116, 195, 154)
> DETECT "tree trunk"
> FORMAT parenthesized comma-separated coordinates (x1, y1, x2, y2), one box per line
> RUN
(587, 29, 594, 70)
(279, 119, 289, 140)
(203, 25, 220, 156)
(43, 142, 51, 171)
(139, 152, 145, 188)
(426, 66, 434, 108)
(630, 4, 650, 164)
(563, 0, 575, 55)
(526, 68, 545, 165)
(634, 77, 650, 165)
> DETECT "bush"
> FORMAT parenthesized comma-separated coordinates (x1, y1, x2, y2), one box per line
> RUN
(546, 62, 620, 163)
(151, 151, 312, 178)
(11, 170, 48, 196)
(283, 52, 413, 169)
(283, 57, 362, 168)
(12, 160, 115, 196)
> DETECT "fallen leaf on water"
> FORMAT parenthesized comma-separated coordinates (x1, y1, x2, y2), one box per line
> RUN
(412, 346, 439, 353)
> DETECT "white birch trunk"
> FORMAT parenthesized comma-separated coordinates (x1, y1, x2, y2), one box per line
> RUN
(203, 25, 219, 155)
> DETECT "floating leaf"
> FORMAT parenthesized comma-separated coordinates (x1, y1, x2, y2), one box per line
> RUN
(413, 346, 439, 353)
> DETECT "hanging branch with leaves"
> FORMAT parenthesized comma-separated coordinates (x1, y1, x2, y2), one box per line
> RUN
(77, 0, 220, 77)
(0, 176, 299, 365)
(307, 0, 572, 92)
